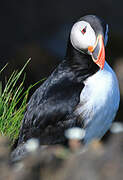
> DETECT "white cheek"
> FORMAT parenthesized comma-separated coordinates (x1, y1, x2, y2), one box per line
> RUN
(70, 22, 96, 51)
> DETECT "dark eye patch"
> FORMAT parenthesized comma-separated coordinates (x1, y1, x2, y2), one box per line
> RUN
(81, 26, 87, 35)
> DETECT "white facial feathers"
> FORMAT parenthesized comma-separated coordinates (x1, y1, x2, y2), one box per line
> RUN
(70, 21, 96, 52)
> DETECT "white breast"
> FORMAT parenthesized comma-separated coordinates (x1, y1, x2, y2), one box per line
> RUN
(75, 61, 120, 144)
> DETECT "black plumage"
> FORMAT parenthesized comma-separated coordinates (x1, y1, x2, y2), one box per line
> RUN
(16, 15, 106, 146)
(17, 43, 99, 146)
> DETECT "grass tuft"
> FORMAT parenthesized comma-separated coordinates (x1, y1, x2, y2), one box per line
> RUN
(0, 59, 42, 144)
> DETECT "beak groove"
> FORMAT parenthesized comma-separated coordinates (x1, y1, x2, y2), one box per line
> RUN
(88, 35, 105, 70)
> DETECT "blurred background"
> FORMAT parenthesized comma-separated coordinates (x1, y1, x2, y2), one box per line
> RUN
(0, 0, 123, 124)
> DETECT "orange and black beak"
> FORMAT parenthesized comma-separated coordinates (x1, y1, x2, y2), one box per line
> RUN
(88, 35, 105, 70)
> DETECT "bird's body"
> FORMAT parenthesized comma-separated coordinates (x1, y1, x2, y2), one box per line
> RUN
(17, 15, 120, 147)
(75, 61, 120, 143)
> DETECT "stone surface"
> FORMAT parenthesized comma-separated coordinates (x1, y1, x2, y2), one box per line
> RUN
(0, 133, 123, 180)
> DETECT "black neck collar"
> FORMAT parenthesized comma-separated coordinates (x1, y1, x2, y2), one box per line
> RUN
(65, 40, 99, 82)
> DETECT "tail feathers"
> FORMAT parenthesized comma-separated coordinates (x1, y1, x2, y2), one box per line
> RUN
(10, 142, 28, 163)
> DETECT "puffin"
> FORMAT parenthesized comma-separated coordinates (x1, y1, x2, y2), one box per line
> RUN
(17, 15, 120, 146)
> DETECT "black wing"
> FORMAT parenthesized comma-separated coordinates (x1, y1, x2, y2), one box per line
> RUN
(18, 63, 84, 145)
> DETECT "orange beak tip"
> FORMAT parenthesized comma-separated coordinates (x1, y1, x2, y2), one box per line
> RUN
(100, 63, 104, 70)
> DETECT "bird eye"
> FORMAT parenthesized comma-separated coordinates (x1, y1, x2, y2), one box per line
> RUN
(81, 26, 87, 35)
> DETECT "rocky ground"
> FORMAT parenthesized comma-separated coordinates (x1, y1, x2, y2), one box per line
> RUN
(0, 131, 123, 180)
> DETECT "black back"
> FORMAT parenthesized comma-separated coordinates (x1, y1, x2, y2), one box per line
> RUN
(17, 16, 101, 146)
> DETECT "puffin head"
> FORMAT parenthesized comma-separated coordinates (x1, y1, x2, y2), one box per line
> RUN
(70, 15, 108, 69)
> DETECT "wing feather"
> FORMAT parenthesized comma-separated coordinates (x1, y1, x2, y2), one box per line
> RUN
(18, 63, 84, 145)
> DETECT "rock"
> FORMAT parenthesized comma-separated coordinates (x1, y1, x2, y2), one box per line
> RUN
(9, 133, 123, 179)
(0, 132, 123, 179)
